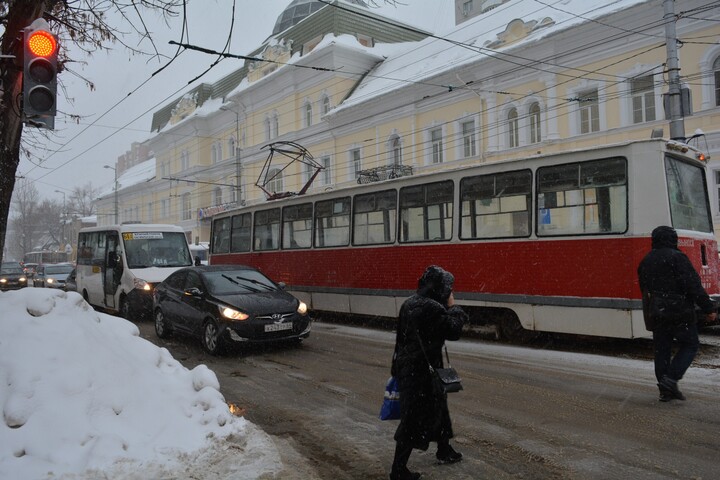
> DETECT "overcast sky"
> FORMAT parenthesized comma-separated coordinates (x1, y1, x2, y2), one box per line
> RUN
(18, 0, 454, 203)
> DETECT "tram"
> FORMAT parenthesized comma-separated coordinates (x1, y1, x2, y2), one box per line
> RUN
(209, 139, 719, 339)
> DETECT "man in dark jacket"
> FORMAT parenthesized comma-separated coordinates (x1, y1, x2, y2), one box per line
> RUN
(389, 265, 468, 480)
(637, 226, 716, 402)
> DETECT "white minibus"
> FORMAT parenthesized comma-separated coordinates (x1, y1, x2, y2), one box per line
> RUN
(76, 224, 193, 319)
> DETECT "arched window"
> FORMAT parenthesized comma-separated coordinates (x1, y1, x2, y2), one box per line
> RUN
(213, 187, 223, 206)
(321, 95, 331, 115)
(714, 56, 720, 106)
(389, 134, 402, 165)
(304, 102, 312, 127)
(529, 102, 541, 144)
(267, 168, 284, 194)
(228, 137, 236, 159)
(265, 117, 271, 140)
(272, 113, 279, 138)
(507, 107, 519, 148)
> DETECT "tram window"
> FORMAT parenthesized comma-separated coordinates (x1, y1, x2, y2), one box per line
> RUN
(399, 181, 453, 242)
(315, 197, 350, 247)
(211, 217, 231, 253)
(537, 157, 627, 236)
(283, 203, 313, 249)
(353, 190, 397, 245)
(231, 213, 251, 252)
(665, 156, 713, 233)
(253, 208, 280, 251)
(460, 170, 531, 239)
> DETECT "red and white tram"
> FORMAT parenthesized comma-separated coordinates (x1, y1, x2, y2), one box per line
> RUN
(209, 139, 719, 339)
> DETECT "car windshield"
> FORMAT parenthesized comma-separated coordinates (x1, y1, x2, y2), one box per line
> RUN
(203, 270, 279, 295)
(45, 265, 74, 275)
(1, 265, 23, 274)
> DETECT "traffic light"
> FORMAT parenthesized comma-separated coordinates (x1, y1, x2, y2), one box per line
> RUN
(23, 18, 58, 130)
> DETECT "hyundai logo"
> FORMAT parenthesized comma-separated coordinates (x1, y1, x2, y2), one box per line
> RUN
(271, 314, 283, 322)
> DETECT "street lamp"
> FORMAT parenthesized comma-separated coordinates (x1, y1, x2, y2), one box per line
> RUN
(220, 105, 242, 202)
(103, 164, 118, 224)
(54, 189, 65, 244)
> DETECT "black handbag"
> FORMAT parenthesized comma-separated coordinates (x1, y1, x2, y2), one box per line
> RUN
(648, 291, 693, 327)
(416, 329, 463, 394)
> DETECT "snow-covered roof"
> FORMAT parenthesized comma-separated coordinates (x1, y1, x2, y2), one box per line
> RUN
(335, 0, 650, 112)
(99, 157, 156, 197)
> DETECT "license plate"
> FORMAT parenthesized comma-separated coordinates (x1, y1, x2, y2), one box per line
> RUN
(264, 322, 293, 332)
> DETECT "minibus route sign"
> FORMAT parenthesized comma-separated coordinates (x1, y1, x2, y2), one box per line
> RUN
(123, 232, 165, 241)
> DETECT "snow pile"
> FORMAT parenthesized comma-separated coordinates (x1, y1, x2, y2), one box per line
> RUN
(0, 288, 283, 479)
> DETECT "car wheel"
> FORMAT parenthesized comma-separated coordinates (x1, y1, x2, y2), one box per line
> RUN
(201, 318, 224, 355)
(154, 308, 172, 338)
(119, 296, 132, 320)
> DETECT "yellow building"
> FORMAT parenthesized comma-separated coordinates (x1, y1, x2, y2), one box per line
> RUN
(96, 0, 720, 245)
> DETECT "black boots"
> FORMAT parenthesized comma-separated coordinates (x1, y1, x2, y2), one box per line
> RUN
(436, 443, 463, 464)
(389, 468, 422, 480)
(659, 375, 686, 401)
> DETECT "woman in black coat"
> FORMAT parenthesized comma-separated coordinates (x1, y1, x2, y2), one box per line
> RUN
(389, 265, 468, 480)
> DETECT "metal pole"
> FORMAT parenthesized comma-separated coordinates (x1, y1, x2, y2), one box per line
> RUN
(663, 0, 685, 140)
(113, 168, 119, 224)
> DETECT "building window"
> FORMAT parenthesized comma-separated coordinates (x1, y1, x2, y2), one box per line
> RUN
(181, 149, 189, 171)
(320, 156, 332, 185)
(578, 89, 600, 133)
(302, 161, 314, 186)
(462, 120, 476, 158)
(350, 148, 362, 179)
(389, 134, 402, 165)
(463, 0, 473, 16)
(213, 187, 223, 206)
(272, 113, 279, 138)
(304, 102, 312, 127)
(161, 199, 169, 218)
(182, 193, 192, 220)
(265, 117, 271, 141)
(631, 75, 656, 124)
(147, 202, 153, 222)
(228, 137, 236, 160)
(507, 107, 519, 148)
(431, 128, 443, 164)
(714, 57, 720, 107)
(211, 143, 220, 164)
(321, 95, 331, 115)
(529, 102, 541, 144)
(267, 168, 283, 194)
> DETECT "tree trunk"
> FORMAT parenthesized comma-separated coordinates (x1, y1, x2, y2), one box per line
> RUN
(0, 1, 49, 263)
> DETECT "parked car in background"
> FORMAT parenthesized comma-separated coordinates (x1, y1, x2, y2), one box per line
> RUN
(0, 262, 28, 291)
(33, 263, 75, 289)
(153, 265, 311, 355)
(64, 268, 77, 292)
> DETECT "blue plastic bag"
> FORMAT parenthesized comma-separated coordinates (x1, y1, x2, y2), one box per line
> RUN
(379, 376, 401, 421)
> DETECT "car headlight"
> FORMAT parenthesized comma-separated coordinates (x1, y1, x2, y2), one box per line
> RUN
(47, 278, 54, 284)
(133, 278, 152, 292)
(20, 277, 26, 282)
(0, 278, 6, 284)
(297, 301, 308, 315)
(219, 305, 249, 321)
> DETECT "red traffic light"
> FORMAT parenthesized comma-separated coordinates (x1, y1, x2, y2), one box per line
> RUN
(27, 30, 57, 58)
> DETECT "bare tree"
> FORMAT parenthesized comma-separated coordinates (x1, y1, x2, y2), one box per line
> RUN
(69, 182, 99, 217)
(0, 0, 183, 265)
(9, 178, 40, 258)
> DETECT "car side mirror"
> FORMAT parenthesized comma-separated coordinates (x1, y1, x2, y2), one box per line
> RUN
(184, 287, 203, 297)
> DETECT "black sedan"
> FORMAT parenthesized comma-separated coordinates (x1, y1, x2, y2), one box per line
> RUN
(152, 265, 311, 355)
(0, 262, 28, 291)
